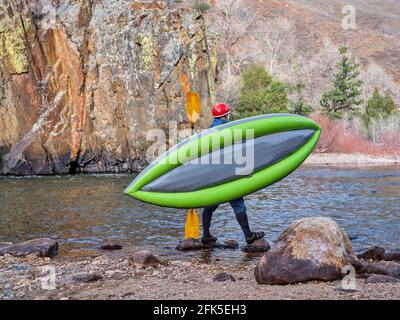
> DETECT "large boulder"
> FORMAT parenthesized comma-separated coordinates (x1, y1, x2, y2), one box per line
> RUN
(0, 238, 58, 258)
(255, 217, 355, 285)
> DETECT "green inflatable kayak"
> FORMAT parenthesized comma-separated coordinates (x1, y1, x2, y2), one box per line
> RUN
(124, 114, 321, 208)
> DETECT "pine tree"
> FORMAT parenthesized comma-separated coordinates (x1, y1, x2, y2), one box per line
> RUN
(289, 79, 313, 116)
(320, 46, 363, 119)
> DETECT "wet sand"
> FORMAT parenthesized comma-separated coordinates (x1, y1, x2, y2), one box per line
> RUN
(1, 254, 399, 300)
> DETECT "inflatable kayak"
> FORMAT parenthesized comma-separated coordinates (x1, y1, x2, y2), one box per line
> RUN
(124, 114, 321, 208)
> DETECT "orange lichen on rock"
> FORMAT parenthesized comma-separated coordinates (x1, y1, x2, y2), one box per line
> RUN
(179, 73, 191, 93)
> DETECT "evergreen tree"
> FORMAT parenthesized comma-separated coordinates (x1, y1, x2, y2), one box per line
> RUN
(362, 88, 396, 130)
(234, 64, 288, 119)
(289, 79, 313, 116)
(320, 46, 363, 119)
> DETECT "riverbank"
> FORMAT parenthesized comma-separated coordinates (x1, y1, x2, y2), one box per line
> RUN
(1, 254, 399, 300)
(305, 153, 400, 165)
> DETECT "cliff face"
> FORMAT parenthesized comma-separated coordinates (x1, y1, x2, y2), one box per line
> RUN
(0, 0, 216, 175)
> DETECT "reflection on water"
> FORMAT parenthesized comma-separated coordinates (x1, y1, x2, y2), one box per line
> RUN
(0, 165, 399, 264)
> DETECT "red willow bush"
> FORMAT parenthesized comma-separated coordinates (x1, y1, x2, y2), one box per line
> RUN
(310, 113, 400, 156)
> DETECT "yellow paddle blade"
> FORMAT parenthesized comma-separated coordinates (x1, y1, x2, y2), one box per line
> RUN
(184, 208, 200, 240)
(186, 92, 201, 125)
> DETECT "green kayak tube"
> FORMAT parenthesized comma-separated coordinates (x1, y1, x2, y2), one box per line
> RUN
(124, 114, 321, 208)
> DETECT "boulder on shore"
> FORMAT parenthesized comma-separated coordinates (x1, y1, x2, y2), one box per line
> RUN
(364, 261, 400, 279)
(254, 217, 355, 285)
(0, 238, 58, 258)
(72, 273, 103, 283)
(213, 272, 236, 282)
(364, 274, 400, 284)
(129, 251, 161, 268)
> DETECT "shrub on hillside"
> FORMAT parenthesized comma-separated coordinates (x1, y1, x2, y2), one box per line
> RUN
(192, 1, 210, 13)
(234, 64, 288, 119)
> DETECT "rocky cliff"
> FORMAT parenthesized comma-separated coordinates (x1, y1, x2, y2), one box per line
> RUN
(0, 0, 216, 175)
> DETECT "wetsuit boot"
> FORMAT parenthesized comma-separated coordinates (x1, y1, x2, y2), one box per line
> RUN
(235, 212, 265, 244)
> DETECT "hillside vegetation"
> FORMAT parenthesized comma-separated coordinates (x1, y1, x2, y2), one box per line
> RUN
(183, 0, 400, 155)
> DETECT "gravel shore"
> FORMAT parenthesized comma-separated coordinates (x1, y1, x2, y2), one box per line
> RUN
(1, 254, 399, 300)
(305, 153, 399, 165)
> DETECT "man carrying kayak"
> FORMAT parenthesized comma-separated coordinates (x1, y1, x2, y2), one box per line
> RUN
(201, 103, 266, 245)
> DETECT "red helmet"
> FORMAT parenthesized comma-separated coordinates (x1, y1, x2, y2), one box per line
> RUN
(212, 103, 230, 118)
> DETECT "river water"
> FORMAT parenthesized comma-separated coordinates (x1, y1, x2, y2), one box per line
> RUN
(0, 165, 399, 263)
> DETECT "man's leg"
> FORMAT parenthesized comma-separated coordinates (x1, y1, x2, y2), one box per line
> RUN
(202, 205, 219, 242)
(230, 198, 265, 244)
(230, 198, 252, 238)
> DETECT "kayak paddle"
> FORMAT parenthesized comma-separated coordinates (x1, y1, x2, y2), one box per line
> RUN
(184, 91, 201, 239)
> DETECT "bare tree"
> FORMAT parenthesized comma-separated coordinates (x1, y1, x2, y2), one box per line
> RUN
(255, 17, 296, 76)
(362, 63, 400, 106)
(209, 0, 257, 87)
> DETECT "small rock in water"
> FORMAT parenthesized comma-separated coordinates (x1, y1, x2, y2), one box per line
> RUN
(365, 274, 400, 284)
(213, 272, 236, 282)
(72, 273, 103, 283)
(383, 249, 400, 262)
(100, 244, 123, 251)
(176, 238, 211, 251)
(215, 239, 239, 250)
(356, 246, 385, 261)
(0, 242, 13, 250)
(129, 250, 161, 268)
(241, 239, 271, 253)
(176, 238, 240, 251)
(0, 238, 58, 258)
